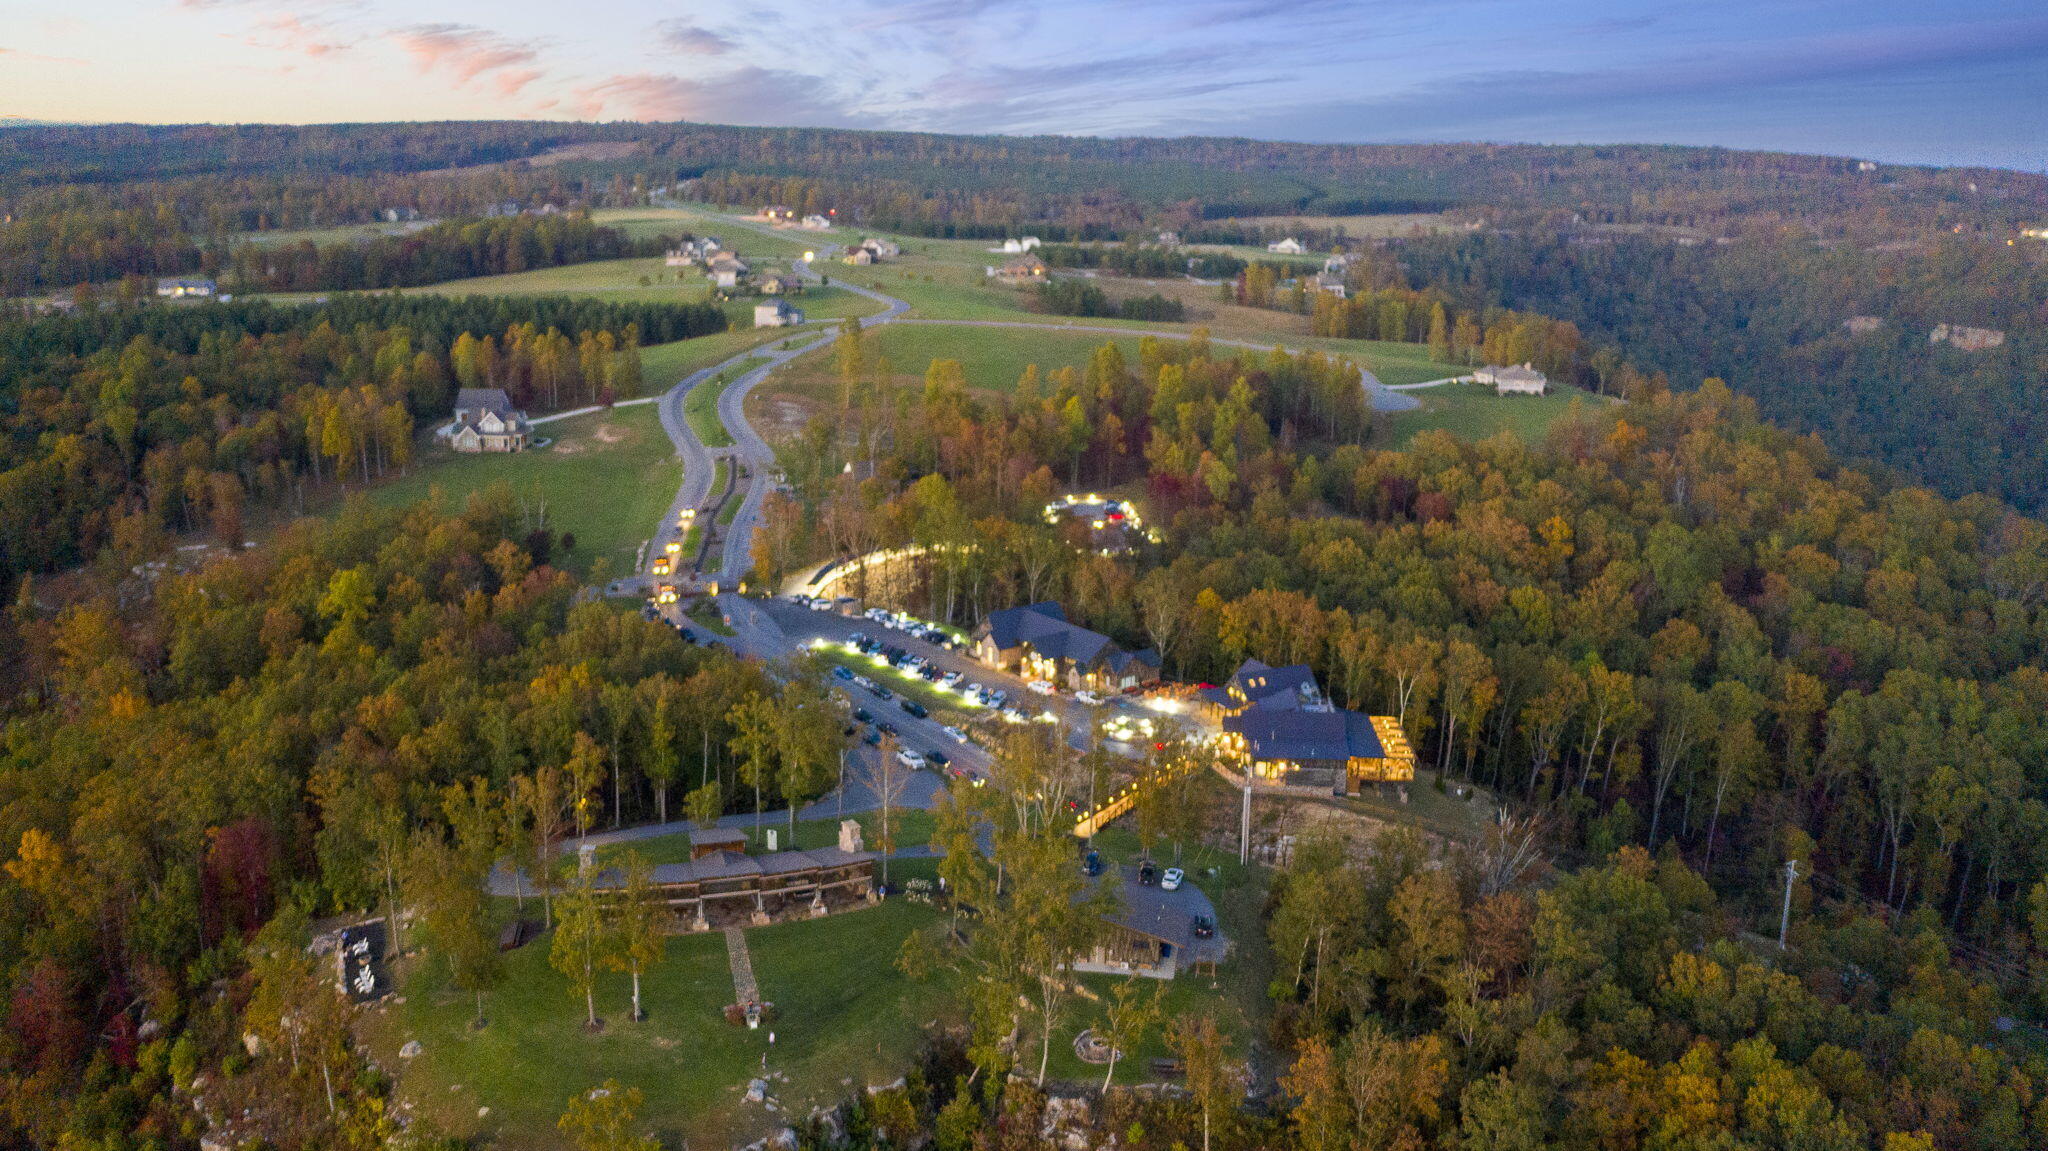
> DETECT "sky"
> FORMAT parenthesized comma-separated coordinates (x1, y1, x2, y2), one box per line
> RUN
(2, 0, 2044, 170)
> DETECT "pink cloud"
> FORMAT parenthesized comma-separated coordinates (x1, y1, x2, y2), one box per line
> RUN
(390, 23, 539, 87)
(0, 46, 88, 66)
(246, 13, 349, 57)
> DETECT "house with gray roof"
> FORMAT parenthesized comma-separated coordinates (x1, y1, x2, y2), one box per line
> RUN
(447, 387, 530, 453)
(1202, 658, 1416, 793)
(972, 601, 1160, 693)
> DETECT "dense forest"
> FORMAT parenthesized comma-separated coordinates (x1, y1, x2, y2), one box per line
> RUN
(1388, 233, 2048, 510)
(771, 322, 2048, 953)
(0, 495, 797, 1147)
(0, 294, 724, 590)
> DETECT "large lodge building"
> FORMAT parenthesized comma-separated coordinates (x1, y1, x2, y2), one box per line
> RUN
(1203, 659, 1416, 794)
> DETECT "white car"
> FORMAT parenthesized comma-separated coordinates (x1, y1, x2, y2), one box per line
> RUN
(897, 749, 928, 770)
(1074, 690, 1103, 706)
(942, 725, 970, 744)
(1001, 707, 1029, 724)
(1161, 867, 1185, 891)
(852, 674, 876, 690)
(1027, 679, 1056, 696)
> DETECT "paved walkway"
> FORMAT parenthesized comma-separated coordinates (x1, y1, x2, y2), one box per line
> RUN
(724, 927, 759, 1005)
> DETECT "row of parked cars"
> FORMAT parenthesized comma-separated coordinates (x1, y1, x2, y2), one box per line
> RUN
(1081, 851, 1213, 937)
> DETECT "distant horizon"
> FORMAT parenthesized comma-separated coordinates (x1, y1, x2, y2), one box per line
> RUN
(3, 116, 2042, 180)
(5, 1, 2045, 172)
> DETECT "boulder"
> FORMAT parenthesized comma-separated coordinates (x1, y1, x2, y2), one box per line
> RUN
(398, 1040, 422, 1059)
(745, 1078, 769, 1104)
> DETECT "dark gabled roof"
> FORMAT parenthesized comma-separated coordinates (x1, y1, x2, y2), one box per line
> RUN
(978, 602, 1134, 668)
(1227, 659, 1319, 708)
(688, 827, 748, 848)
(1224, 708, 1384, 763)
(1103, 646, 1160, 674)
(455, 387, 516, 416)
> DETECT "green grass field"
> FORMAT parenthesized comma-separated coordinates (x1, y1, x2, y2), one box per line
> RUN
(363, 404, 676, 578)
(640, 330, 787, 387)
(232, 220, 436, 246)
(1390, 381, 1603, 445)
(687, 360, 768, 448)
(597, 207, 816, 257)
(869, 325, 1146, 393)
(1213, 212, 1454, 238)
(366, 900, 957, 1148)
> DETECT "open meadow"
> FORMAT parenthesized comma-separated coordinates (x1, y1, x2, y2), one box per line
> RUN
(362, 404, 677, 578)
(362, 900, 959, 1149)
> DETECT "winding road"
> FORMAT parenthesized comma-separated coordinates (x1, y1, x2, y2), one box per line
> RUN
(641, 212, 1414, 600)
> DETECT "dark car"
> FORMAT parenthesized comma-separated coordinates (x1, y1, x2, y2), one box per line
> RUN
(1190, 915, 1216, 939)
(862, 727, 881, 746)
(877, 721, 900, 737)
(900, 699, 928, 719)
(1138, 860, 1159, 886)
(871, 685, 894, 701)
(927, 749, 950, 768)
(853, 707, 874, 724)
(1082, 850, 1104, 877)
(831, 665, 854, 682)
(676, 628, 698, 645)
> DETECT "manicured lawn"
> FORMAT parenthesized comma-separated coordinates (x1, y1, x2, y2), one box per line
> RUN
(640, 330, 783, 387)
(1390, 380, 1605, 445)
(232, 220, 436, 246)
(687, 362, 764, 448)
(365, 900, 956, 1148)
(406, 256, 700, 302)
(363, 404, 677, 578)
(871, 326, 1146, 393)
(598, 809, 938, 865)
(598, 207, 816, 257)
(1216, 212, 1454, 239)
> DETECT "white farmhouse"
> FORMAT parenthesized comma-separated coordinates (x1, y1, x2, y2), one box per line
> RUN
(447, 388, 530, 453)
(1474, 363, 1548, 396)
(754, 299, 803, 328)
(1267, 237, 1307, 255)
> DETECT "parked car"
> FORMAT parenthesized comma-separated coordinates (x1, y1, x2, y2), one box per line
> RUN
(871, 685, 894, 701)
(852, 674, 876, 690)
(1138, 860, 1159, 886)
(1161, 867, 1185, 891)
(862, 728, 881, 746)
(853, 708, 874, 724)
(941, 671, 964, 687)
(897, 749, 927, 770)
(1027, 680, 1056, 696)
(1074, 690, 1103, 706)
(926, 749, 950, 768)
(941, 725, 969, 744)
(831, 666, 854, 682)
(877, 721, 900, 737)
(1190, 915, 1216, 939)
(900, 699, 928, 719)
(1082, 850, 1105, 877)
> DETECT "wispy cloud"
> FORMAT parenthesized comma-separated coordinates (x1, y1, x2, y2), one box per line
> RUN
(0, 46, 89, 66)
(569, 67, 867, 127)
(654, 20, 736, 56)
(389, 23, 541, 88)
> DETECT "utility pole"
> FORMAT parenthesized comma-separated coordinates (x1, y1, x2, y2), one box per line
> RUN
(1239, 775, 1252, 865)
(1778, 859, 1800, 949)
